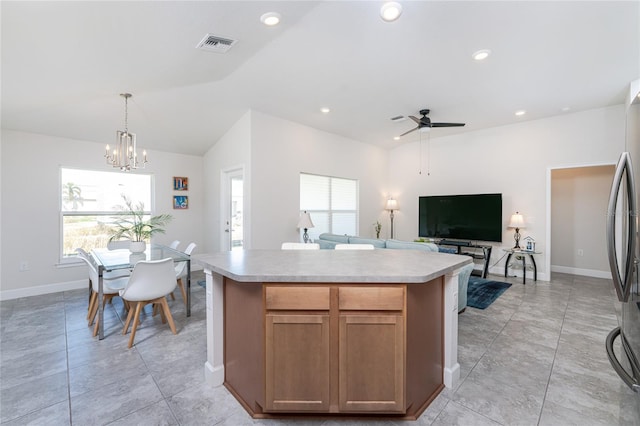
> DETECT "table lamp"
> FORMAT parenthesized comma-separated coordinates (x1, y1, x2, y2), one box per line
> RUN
(508, 212, 525, 249)
(297, 211, 315, 243)
(385, 198, 398, 239)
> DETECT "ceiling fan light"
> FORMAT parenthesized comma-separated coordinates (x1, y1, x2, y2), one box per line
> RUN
(381, 2, 402, 22)
(419, 126, 431, 133)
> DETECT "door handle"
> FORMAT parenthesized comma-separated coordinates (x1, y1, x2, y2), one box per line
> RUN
(607, 152, 637, 302)
(606, 327, 640, 393)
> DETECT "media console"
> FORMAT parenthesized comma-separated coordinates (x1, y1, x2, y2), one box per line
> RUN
(437, 240, 492, 278)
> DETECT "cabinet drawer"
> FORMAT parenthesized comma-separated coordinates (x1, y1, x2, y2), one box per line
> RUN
(339, 287, 404, 311)
(265, 286, 330, 310)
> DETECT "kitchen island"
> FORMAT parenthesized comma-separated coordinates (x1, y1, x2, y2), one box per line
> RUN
(194, 249, 471, 420)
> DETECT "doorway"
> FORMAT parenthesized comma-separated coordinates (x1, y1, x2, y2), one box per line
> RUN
(222, 167, 244, 251)
(548, 164, 615, 278)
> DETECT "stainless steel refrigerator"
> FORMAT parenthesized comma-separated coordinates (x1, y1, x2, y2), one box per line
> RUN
(606, 79, 640, 411)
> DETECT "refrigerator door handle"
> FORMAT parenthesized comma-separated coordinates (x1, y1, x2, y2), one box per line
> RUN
(607, 152, 638, 302)
(607, 326, 640, 393)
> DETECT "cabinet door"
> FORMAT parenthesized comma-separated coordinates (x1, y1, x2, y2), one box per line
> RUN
(265, 313, 330, 412)
(339, 314, 405, 412)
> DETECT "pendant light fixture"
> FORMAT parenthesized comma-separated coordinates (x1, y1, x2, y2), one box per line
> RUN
(104, 93, 147, 171)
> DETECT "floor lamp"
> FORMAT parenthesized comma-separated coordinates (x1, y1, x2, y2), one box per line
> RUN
(385, 198, 398, 239)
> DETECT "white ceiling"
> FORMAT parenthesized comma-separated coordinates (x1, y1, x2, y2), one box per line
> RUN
(2, 1, 639, 156)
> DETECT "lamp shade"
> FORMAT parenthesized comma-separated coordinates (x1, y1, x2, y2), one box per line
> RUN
(385, 198, 398, 211)
(508, 212, 525, 228)
(297, 211, 314, 229)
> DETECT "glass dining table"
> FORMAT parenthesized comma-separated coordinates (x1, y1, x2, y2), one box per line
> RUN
(90, 244, 191, 340)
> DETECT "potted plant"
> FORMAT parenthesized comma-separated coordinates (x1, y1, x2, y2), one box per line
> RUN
(109, 194, 173, 252)
(374, 221, 382, 239)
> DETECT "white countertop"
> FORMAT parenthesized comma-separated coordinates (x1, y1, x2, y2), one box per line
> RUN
(193, 249, 472, 283)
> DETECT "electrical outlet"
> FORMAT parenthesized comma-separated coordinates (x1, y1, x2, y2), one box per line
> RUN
(19, 261, 29, 271)
(577, 249, 584, 256)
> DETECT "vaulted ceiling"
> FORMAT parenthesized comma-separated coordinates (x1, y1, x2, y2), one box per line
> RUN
(2, 1, 638, 156)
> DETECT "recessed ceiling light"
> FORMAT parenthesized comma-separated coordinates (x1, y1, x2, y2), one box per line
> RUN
(561, 106, 571, 112)
(380, 2, 402, 22)
(393, 136, 400, 141)
(515, 110, 526, 116)
(320, 107, 330, 114)
(260, 12, 281, 26)
(472, 49, 491, 61)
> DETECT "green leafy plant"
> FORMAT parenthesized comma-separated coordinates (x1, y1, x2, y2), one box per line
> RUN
(109, 195, 173, 242)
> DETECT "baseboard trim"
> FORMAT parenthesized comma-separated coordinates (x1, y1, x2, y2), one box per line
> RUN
(551, 265, 612, 279)
(0, 279, 87, 301)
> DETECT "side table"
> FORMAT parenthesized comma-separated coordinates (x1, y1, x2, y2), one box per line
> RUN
(503, 248, 541, 284)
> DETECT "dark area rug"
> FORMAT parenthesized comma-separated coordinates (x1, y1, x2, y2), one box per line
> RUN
(467, 277, 512, 309)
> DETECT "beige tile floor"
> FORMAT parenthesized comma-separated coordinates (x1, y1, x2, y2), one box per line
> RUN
(1, 271, 638, 425)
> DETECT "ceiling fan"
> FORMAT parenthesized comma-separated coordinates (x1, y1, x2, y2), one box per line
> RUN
(399, 109, 465, 137)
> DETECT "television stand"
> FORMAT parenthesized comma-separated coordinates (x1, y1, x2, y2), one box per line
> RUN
(437, 240, 492, 278)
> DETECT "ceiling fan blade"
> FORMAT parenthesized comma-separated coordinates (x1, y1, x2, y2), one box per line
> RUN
(400, 127, 418, 137)
(408, 116, 421, 124)
(430, 122, 465, 128)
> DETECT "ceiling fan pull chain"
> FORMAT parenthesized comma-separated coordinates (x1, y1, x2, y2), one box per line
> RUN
(427, 133, 431, 176)
(418, 131, 423, 175)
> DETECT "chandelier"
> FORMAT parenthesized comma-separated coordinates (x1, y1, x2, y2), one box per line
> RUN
(104, 93, 147, 171)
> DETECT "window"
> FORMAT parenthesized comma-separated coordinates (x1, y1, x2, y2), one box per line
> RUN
(60, 168, 152, 261)
(300, 173, 358, 241)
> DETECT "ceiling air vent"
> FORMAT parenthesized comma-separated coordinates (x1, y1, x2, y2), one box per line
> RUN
(196, 34, 237, 53)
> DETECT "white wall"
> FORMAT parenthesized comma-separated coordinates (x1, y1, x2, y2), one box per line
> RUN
(202, 111, 252, 252)
(389, 105, 625, 281)
(1, 104, 626, 297)
(551, 165, 615, 277)
(0, 129, 204, 298)
(250, 111, 390, 248)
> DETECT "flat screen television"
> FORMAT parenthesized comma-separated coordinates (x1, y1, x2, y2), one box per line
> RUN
(418, 193, 502, 242)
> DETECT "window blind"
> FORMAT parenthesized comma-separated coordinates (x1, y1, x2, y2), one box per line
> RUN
(300, 173, 358, 241)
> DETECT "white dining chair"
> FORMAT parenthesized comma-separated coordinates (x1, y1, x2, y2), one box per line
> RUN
(107, 240, 131, 250)
(281, 242, 320, 250)
(76, 248, 129, 336)
(335, 244, 375, 250)
(120, 258, 178, 348)
(174, 242, 197, 305)
(169, 240, 180, 250)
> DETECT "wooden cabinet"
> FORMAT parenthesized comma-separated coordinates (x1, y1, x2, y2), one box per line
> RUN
(265, 286, 331, 412)
(338, 286, 405, 412)
(339, 314, 404, 412)
(265, 313, 330, 411)
(264, 285, 405, 414)
(223, 278, 443, 419)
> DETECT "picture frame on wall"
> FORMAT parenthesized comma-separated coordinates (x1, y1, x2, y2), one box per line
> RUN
(173, 195, 188, 209)
(173, 176, 188, 191)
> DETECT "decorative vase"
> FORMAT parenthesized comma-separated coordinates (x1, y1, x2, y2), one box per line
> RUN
(130, 241, 146, 253)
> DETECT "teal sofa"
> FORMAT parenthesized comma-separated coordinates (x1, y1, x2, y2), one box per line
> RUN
(316, 233, 438, 251)
(316, 233, 474, 312)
